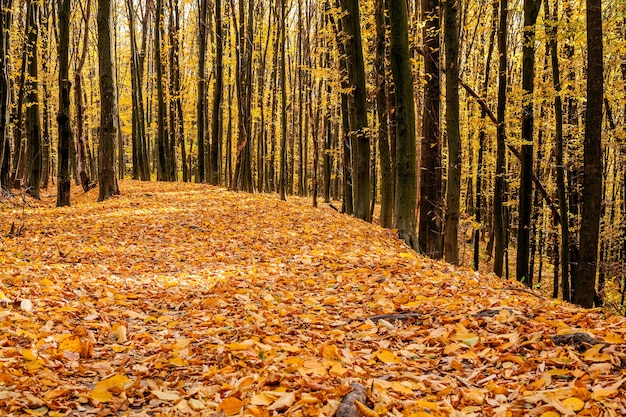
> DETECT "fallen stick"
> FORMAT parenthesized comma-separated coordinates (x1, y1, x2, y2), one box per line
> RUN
(335, 383, 367, 417)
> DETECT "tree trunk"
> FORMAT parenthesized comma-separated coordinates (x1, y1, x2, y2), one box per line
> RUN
(197, 0, 208, 182)
(389, 0, 417, 249)
(25, 0, 42, 199)
(516, 0, 542, 286)
(75, 0, 93, 191)
(375, 0, 393, 228)
(545, 0, 569, 301)
(342, 0, 371, 221)
(0, 0, 13, 189)
(57, 0, 72, 206)
(210, 0, 224, 185)
(155, 0, 169, 182)
(279, 0, 287, 200)
(493, 0, 508, 276)
(574, 0, 603, 307)
(443, 0, 461, 264)
(97, 0, 120, 201)
(419, 0, 443, 257)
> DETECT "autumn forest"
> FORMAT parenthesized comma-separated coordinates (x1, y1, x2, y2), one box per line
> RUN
(2, 0, 626, 413)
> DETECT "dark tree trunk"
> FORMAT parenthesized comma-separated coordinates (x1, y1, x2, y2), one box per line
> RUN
(389, 0, 417, 249)
(57, 0, 72, 206)
(474, 0, 498, 270)
(279, 0, 287, 200)
(443, 0, 461, 264)
(0, 0, 13, 189)
(545, 0, 569, 301)
(25, 0, 42, 199)
(419, 0, 443, 258)
(97, 0, 120, 201)
(197, 0, 208, 182)
(155, 0, 170, 181)
(516, 0, 542, 286)
(76, 0, 93, 191)
(169, 0, 184, 182)
(342, 0, 371, 221)
(574, 0, 603, 308)
(210, 0, 224, 185)
(493, 0, 508, 276)
(375, 0, 393, 228)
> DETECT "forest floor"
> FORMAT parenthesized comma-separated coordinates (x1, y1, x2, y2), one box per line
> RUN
(1, 180, 626, 417)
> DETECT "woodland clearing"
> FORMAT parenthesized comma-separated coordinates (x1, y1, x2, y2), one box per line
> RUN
(1, 181, 626, 417)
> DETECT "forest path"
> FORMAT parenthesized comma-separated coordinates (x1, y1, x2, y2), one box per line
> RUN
(1, 180, 625, 416)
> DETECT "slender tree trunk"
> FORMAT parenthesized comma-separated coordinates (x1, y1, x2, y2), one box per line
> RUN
(389, 0, 417, 249)
(545, 0, 569, 301)
(575, 0, 603, 307)
(493, 0, 508, 276)
(25, 0, 42, 199)
(419, 0, 442, 257)
(155, 0, 169, 181)
(516, 0, 542, 286)
(169, 0, 185, 182)
(375, 0, 393, 228)
(474, 0, 498, 270)
(197, 0, 208, 182)
(75, 0, 93, 191)
(210, 0, 224, 185)
(279, 0, 287, 200)
(443, 0, 461, 264)
(97, 0, 120, 201)
(0, 0, 12, 189)
(342, 0, 371, 221)
(57, 0, 72, 206)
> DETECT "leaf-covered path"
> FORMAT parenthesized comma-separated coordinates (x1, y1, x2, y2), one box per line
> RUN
(1, 181, 626, 417)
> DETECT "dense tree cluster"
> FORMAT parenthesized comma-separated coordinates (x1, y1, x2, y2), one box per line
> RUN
(0, 0, 620, 309)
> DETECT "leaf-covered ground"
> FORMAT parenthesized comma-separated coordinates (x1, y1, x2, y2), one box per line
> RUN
(1, 181, 626, 417)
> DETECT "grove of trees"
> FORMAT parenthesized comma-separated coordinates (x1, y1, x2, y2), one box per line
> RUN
(0, 0, 622, 309)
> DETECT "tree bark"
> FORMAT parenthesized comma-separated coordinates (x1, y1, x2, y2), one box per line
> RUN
(155, 0, 170, 181)
(210, 0, 224, 185)
(278, 0, 288, 200)
(197, 0, 208, 182)
(516, 0, 542, 287)
(419, 0, 443, 257)
(57, 0, 72, 206)
(493, 0, 508, 277)
(574, 0, 603, 307)
(443, 0, 461, 264)
(0, 0, 13, 189)
(389, 0, 417, 249)
(25, 0, 42, 199)
(97, 0, 120, 201)
(342, 0, 371, 221)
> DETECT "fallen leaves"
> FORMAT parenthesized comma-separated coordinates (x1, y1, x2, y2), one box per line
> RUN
(1, 181, 626, 416)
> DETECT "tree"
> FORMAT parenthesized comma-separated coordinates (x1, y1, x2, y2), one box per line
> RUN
(574, 0, 603, 307)
(493, 0, 508, 277)
(419, 0, 443, 258)
(209, 0, 224, 185)
(97, 0, 120, 201)
(25, 0, 42, 199)
(443, 0, 461, 264)
(279, 0, 287, 201)
(389, 0, 417, 248)
(342, 0, 371, 221)
(154, 0, 171, 181)
(57, 0, 72, 206)
(516, 0, 542, 286)
(197, 0, 208, 183)
(0, 0, 12, 189)
(374, 0, 393, 228)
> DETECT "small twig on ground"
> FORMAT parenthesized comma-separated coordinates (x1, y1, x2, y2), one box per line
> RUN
(368, 313, 422, 322)
(495, 287, 545, 299)
(551, 332, 602, 351)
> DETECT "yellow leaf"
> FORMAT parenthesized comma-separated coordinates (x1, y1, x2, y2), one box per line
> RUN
(329, 362, 348, 376)
(170, 357, 188, 366)
(562, 397, 584, 411)
(21, 349, 37, 361)
(229, 341, 253, 351)
(59, 336, 82, 353)
(604, 332, 624, 344)
(539, 412, 560, 417)
(323, 295, 340, 305)
(583, 344, 611, 362)
(89, 389, 113, 403)
(251, 392, 276, 406)
(355, 399, 380, 417)
(376, 349, 400, 364)
(94, 374, 132, 393)
(218, 397, 243, 416)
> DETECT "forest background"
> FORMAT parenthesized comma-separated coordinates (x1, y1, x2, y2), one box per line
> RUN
(0, 0, 622, 310)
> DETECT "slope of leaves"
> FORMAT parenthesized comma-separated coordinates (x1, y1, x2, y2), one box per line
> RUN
(1, 181, 625, 417)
